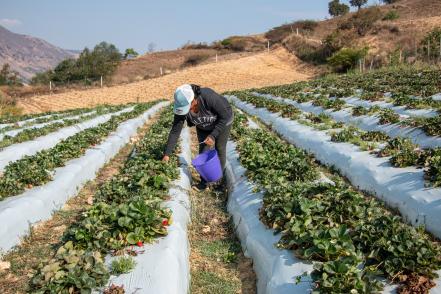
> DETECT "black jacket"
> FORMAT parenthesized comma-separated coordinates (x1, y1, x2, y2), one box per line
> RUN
(164, 87, 233, 156)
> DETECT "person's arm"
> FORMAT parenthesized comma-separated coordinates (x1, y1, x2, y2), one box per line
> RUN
(164, 114, 186, 157)
(205, 89, 233, 140)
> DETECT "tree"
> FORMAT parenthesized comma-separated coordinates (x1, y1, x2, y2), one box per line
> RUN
(327, 47, 368, 72)
(381, 0, 399, 3)
(147, 42, 156, 53)
(0, 64, 21, 86)
(31, 41, 122, 85)
(124, 48, 139, 59)
(329, 0, 350, 17)
(349, 0, 368, 10)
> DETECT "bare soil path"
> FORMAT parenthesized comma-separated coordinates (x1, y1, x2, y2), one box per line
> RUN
(18, 48, 311, 113)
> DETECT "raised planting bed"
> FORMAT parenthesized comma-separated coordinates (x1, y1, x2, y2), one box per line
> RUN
(0, 106, 135, 172)
(229, 95, 441, 240)
(28, 105, 190, 293)
(0, 101, 167, 252)
(103, 126, 191, 293)
(252, 92, 441, 148)
(0, 104, 127, 149)
(233, 92, 441, 189)
(227, 109, 441, 293)
(0, 105, 107, 133)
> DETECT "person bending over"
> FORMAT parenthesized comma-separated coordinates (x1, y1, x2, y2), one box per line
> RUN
(162, 84, 234, 190)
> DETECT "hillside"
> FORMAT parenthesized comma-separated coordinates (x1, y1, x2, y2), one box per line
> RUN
(111, 35, 267, 84)
(0, 25, 75, 81)
(268, 0, 441, 66)
(17, 47, 312, 113)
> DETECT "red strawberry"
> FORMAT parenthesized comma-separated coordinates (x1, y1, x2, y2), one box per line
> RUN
(162, 219, 169, 226)
(136, 241, 143, 247)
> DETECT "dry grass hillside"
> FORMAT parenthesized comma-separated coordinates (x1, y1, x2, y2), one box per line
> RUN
(268, 0, 441, 66)
(112, 34, 268, 84)
(18, 47, 312, 113)
(112, 49, 256, 84)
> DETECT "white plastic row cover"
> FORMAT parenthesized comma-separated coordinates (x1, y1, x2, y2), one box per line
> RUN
(0, 110, 97, 141)
(102, 127, 192, 294)
(0, 106, 134, 172)
(225, 119, 441, 294)
(254, 92, 441, 149)
(229, 95, 441, 241)
(0, 102, 168, 253)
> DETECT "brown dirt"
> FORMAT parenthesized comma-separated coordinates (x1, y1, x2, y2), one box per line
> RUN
(0, 116, 158, 293)
(188, 128, 256, 294)
(17, 47, 312, 114)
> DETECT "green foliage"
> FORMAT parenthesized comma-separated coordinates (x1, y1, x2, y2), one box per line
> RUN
(31, 106, 180, 292)
(124, 48, 139, 59)
(328, 0, 350, 17)
(419, 27, 441, 60)
(31, 42, 122, 85)
(265, 20, 318, 43)
(349, 0, 368, 10)
(377, 108, 400, 124)
(340, 7, 383, 36)
(110, 256, 136, 274)
(327, 47, 368, 72)
(383, 10, 400, 21)
(0, 103, 151, 199)
(0, 64, 22, 86)
(0, 105, 122, 150)
(230, 107, 441, 292)
(30, 241, 109, 293)
(426, 148, 441, 187)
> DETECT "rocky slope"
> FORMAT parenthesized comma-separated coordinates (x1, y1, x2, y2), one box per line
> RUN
(0, 25, 75, 82)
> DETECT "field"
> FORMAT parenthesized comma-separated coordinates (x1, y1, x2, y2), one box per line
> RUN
(16, 48, 311, 114)
(0, 66, 440, 294)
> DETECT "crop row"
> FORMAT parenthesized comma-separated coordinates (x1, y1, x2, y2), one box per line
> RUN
(0, 103, 155, 200)
(230, 109, 441, 293)
(0, 104, 128, 150)
(30, 106, 178, 293)
(253, 89, 441, 137)
(231, 91, 441, 187)
(0, 105, 114, 133)
(256, 67, 441, 105)
(0, 104, 122, 125)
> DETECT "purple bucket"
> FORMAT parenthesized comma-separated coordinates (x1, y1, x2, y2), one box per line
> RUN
(192, 149, 223, 183)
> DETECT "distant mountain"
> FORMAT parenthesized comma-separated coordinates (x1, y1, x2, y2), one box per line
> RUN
(0, 25, 76, 82)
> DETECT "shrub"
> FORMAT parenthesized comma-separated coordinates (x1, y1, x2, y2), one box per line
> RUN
(284, 36, 328, 64)
(182, 54, 210, 67)
(327, 47, 368, 72)
(265, 20, 318, 43)
(420, 28, 441, 60)
(339, 7, 383, 36)
(383, 10, 400, 21)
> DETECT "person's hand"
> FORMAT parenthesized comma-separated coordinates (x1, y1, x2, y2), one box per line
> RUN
(204, 136, 215, 147)
(162, 155, 170, 162)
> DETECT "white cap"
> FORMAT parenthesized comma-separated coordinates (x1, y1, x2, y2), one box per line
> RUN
(173, 84, 195, 115)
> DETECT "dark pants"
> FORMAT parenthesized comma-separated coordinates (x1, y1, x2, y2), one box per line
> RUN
(196, 124, 232, 181)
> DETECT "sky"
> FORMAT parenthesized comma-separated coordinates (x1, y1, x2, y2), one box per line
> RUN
(0, 0, 379, 54)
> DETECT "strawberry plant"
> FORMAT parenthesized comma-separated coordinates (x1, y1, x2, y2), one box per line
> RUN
(31, 106, 181, 293)
(0, 103, 155, 199)
(30, 241, 109, 293)
(230, 107, 441, 292)
(425, 148, 441, 187)
(378, 108, 400, 125)
(0, 104, 126, 150)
